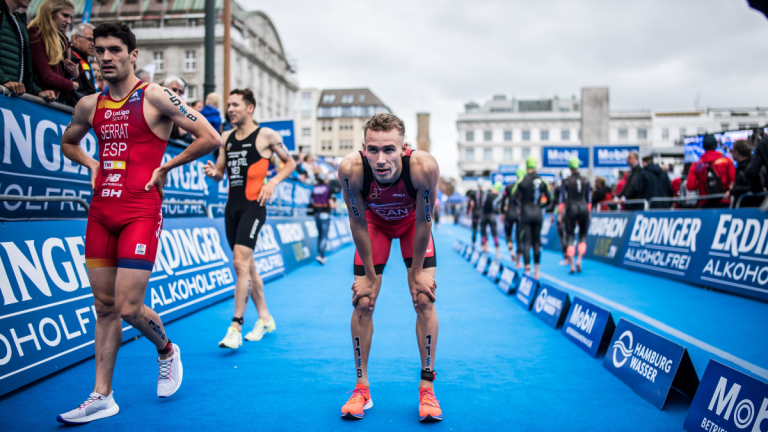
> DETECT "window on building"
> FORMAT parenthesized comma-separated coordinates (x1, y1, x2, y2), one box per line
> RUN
(187, 85, 198, 100)
(465, 148, 475, 161)
(721, 123, 730, 131)
(466, 131, 474, 142)
(184, 50, 196, 71)
(484, 131, 492, 141)
(679, 128, 687, 139)
(321, 120, 332, 131)
(322, 94, 336, 104)
(341, 94, 354, 104)
(618, 128, 628, 140)
(302, 127, 311, 137)
(637, 128, 647, 140)
(504, 130, 512, 141)
(697, 127, 706, 135)
(540, 130, 549, 141)
(662, 128, 669, 139)
(561, 130, 570, 141)
(340, 121, 353, 130)
(153, 51, 164, 72)
(522, 130, 531, 141)
(359, 94, 366, 103)
(321, 141, 332, 151)
(521, 148, 530, 159)
(503, 148, 512, 160)
(484, 148, 493, 161)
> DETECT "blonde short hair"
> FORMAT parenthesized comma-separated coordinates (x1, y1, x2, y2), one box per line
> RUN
(205, 92, 221, 108)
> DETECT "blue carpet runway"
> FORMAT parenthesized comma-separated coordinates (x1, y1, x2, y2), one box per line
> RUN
(1, 224, 766, 431)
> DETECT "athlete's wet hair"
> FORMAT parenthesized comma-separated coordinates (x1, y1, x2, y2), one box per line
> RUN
(364, 113, 405, 141)
(230, 89, 256, 109)
(94, 22, 137, 53)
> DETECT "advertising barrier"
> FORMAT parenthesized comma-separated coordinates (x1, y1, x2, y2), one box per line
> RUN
(0, 215, 352, 396)
(561, 296, 616, 358)
(684, 360, 768, 432)
(585, 212, 632, 265)
(532, 284, 571, 329)
(542, 147, 589, 169)
(515, 275, 540, 310)
(593, 146, 640, 168)
(603, 318, 699, 409)
(470, 250, 481, 266)
(497, 265, 519, 295)
(475, 254, 491, 275)
(487, 259, 502, 283)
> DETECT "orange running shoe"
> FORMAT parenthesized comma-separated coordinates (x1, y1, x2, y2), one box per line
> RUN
(341, 384, 373, 419)
(419, 386, 443, 422)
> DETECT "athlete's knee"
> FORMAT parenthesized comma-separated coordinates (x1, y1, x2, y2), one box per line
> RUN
(117, 301, 144, 324)
(354, 296, 375, 316)
(93, 296, 117, 319)
(232, 257, 252, 275)
(413, 293, 434, 313)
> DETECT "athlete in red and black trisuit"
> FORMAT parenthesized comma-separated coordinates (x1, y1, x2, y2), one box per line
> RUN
(203, 88, 296, 349)
(59, 22, 221, 424)
(337, 113, 442, 422)
(559, 158, 591, 274)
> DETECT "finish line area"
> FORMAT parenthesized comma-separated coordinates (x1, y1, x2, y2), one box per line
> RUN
(1, 225, 766, 431)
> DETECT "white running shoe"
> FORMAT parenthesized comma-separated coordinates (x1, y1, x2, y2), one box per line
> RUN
(245, 318, 276, 342)
(218, 326, 242, 349)
(316, 256, 327, 265)
(157, 343, 183, 398)
(57, 392, 119, 424)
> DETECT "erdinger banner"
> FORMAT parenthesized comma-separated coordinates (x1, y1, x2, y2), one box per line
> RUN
(585, 212, 632, 265)
(684, 360, 768, 432)
(692, 209, 768, 303)
(603, 318, 699, 409)
(620, 211, 708, 283)
(160, 144, 224, 218)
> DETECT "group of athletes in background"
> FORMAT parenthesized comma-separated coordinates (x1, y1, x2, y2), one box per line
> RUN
(57, 21, 442, 425)
(467, 155, 592, 279)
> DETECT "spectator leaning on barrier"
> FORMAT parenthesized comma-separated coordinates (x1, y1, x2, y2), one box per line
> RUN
(729, 139, 764, 208)
(28, 0, 80, 105)
(0, 0, 55, 100)
(686, 134, 735, 208)
(592, 176, 614, 210)
(70, 22, 96, 97)
(618, 151, 643, 210)
(634, 155, 672, 209)
(201, 92, 222, 132)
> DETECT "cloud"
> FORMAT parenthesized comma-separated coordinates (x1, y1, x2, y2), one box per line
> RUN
(246, 0, 768, 177)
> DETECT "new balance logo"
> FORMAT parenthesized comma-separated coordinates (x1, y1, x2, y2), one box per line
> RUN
(106, 173, 121, 182)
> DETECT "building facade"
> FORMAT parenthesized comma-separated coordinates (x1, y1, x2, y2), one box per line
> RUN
(295, 88, 320, 155)
(32, 0, 299, 123)
(416, 113, 430, 152)
(313, 89, 391, 158)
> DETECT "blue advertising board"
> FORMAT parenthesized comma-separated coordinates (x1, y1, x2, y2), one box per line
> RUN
(561, 296, 616, 358)
(258, 119, 295, 152)
(620, 211, 711, 283)
(487, 259, 502, 283)
(515, 275, 540, 310)
(532, 284, 571, 329)
(0, 214, 352, 396)
(470, 250, 481, 266)
(491, 172, 518, 185)
(684, 360, 768, 432)
(603, 318, 699, 409)
(585, 212, 633, 265)
(497, 265, 519, 295)
(475, 254, 490, 274)
(690, 209, 768, 303)
(593, 146, 639, 168)
(542, 147, 589, 168)
(498, 164, 518, 173)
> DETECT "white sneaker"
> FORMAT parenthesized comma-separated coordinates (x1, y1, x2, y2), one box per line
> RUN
(218, 326, 242, 349)
(245, 318, 276, 342)
(157, 343, 183, 398)
(57, 392, 119, 424)
(558, 259, 570, 266)
(316, 256, 327, 265)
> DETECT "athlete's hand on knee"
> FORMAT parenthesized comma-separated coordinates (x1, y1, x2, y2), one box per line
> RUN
(258, 181, 277, 206)
(146, 167, 169, 200)
(352, 276, 377, 310)
(408, 271, 437, 306)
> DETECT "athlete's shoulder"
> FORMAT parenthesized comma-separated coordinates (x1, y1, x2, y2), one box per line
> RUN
(74, 92, 99, 117)
(338, 150, 364, 175)
(256, 126, 279, 140)
(409, 149, 438, 172)
(221, 129, 235, 145)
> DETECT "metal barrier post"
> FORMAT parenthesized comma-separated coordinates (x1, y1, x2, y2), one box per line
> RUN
(0, 194, 90, 212)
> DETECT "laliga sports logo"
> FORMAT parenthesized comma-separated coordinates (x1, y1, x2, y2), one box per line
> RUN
(534, 288, 548, 313)
(612, 330, 634, 368)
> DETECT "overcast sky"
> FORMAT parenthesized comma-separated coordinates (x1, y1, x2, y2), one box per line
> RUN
(245, 0, 768, 178)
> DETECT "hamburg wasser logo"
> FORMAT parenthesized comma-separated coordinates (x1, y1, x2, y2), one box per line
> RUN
(612, 330, 634, 368)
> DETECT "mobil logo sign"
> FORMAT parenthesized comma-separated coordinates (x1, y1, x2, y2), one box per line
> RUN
(684, 360, 768, 432)
(561, 296, 616, 358)
(620, 211, 708, 283)
(692, 209, 768, 303)
(593, 146, 639, 168)
(586, 212, 632, 265)
(603, 318, 699, 409)
(542, 146, 589, 168)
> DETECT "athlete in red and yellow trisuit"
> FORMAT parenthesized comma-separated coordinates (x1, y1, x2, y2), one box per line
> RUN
(59, 22, 221, 424)
(337, 113, 442, 422)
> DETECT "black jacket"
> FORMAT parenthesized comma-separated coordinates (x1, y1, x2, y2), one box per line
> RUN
(619, 164, 643, 209)
(0, 0, 42, 94)
(732, 156, 764, 207)
(634, 163, 672, 208)
(71, 46, 97, 97)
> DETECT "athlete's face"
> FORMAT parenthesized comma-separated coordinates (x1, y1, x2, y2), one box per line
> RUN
(363, 129, 407, 183)
(95, 36, 138, 84)
(227, 94, 254, 126)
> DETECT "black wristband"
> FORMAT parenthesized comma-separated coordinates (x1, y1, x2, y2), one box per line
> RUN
(421, 369, 436, 382)
(232, 317, 244, 325)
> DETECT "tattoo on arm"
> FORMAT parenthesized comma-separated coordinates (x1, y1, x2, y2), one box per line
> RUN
(163, 88, 198, 122)
(344, 178, 360, 217)
(423, 189, 432, 223)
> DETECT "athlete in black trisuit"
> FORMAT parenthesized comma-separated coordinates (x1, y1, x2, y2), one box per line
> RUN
(499, 168, 525, 266)
(479, 184, 500, 259)
(466, 182, 486, 250)
(559, 157, 591, 274)
(512, 156, 551, 279)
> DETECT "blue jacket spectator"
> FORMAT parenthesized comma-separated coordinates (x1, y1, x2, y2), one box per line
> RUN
(202, 92, 222, 132)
